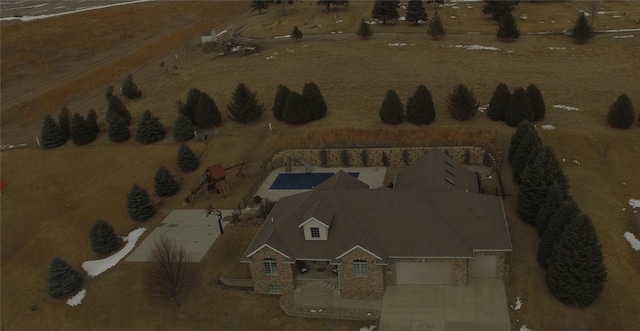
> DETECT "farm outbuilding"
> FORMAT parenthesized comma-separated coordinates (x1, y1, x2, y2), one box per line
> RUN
(200, 30, 217, 44)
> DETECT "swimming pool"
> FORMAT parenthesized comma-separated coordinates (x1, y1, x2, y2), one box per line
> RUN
(269, 172, 359, 190)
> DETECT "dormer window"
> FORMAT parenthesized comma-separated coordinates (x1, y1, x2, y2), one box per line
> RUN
(310, 227, 320, 238)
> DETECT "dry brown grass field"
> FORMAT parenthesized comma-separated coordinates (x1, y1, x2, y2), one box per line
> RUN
(1, 1, 639, 330)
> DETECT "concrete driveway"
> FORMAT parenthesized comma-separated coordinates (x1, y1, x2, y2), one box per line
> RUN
(379, 279, 510, 331)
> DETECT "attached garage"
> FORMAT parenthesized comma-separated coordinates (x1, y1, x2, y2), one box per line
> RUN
(468, 255, 497, 278)
(396, 262, 453, 285)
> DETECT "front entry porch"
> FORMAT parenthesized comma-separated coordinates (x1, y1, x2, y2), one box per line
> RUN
(295, 261, 338, 285)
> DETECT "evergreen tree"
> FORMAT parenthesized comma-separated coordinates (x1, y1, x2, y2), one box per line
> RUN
(406, 0, 427, 25)
(121, 74, 142, 99)
(518, 146, 570, 222)
(108, 115, 132, 143)
(508, 120, 535, 165)
(356, 19, 373, 39)
(251, 0, 269, 14)
(40, 115, 67, 149)
(47, 257, 82, 298)
(70, 112, 96, 146)
(607, 93, 636, 129)
(127, 184, 156, 222)
(511, 129, 543, 184)
(136, 110, 165, 144)
(173, 114, 195, 142)
(406, 84, 435, 125)
(487, 83, 510, 121)
(496, 12, 520, 41)
(371, 0, 400, 24)
(227, 83, 265, 124)
(379, 89, 404, 125)
(546, 214, 607, 307)
(272, 85, 291, 120)
(427, 11, 446, 39)
(193, 92, 221, 129)
(105, 92, 131, 126)
(177, 88, 202, 124)
(282, 92, 309, 124)
(177, 143, 199, 172)
(90, 220, 119, 255)
(154, 166, 180, 197)
(527, 84, 546, 122)
(537, 199, 581, 269)
(570, 12, 594, 43)
(535, 183, 569, 236)
(58, 106, 71, 140)
(447, 84, 478, 121)
(87, 109, 100, 135)
(483, 0, 517, 21)
(505, 87, 533, 127)
(302, 82, 328, 121)
(291, 26, 303, 41)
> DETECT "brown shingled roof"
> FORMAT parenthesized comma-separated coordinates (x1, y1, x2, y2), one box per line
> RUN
(394, 149, 478, 193)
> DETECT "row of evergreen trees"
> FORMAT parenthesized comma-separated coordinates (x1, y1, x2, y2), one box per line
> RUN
(272, 82, 327, 124)
(508, 121, 607, 307)
(487, 83, 545, 126)
(378, 85, 436, 125)
(40, 107, 100, 148)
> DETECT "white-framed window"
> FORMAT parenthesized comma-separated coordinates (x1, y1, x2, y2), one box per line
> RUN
(267, 284, 282, 294)
(310, 227, 320, 238)
(263, 258, 278, 275)
(353, 259, 368, 277)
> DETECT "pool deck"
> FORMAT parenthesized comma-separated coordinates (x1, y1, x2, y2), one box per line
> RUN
(254, 166, 388, 202)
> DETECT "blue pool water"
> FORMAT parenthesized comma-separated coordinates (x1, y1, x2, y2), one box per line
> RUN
(270, 172, 359, 190)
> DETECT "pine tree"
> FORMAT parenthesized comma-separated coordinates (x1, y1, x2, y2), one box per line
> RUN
(427, 11, 446, 39)
(379, 89, 404, 125)
(537, 199, 581, 269)
(136, 110, 165, 144)
(127, 184, 156, 222)
(535, 183, 569, 236)
(40, 115, 67, 149)
(496, 12, 520, 41)
(87, 109, 100, 135)
(121, 74, 142, 99)
(106, 92, 131, 126)
(173, 114, 194, 142)
(371, 0, 400, 24)
(356, 19, 373, 39)
(607, 93, 636, 129)
(483, 0, 517, 21)
(518, 146, 570, 222)
(406, 0, 427, 25)
(177, 88, 202, 124)
(193, 92, 221, 129)
(546, 214, 607, 307)
(177, 143, 199, 172)
(505, 87, 533, 127)
(47, 257, 82, 298)
(90, 220, 119, 255)
(511, 129, 543, 184)
(272, 85, 291, 120)
(487, 83, 510, 121)
(291, 26, 303, 41)
(508, 120, 535, 165)
(302, 82, 328, 121)
(58, 106, 71, 140)
(227, 83, 265, 124)
(108, 115, 132, 143)
(527, 84, 546, 122)
(154, 166, 180, 197)
(251, 0, 269, 14)
(447, 84, 478, 121)
(406, 84, 435, 125)
(282, 92, 309, 124)
(70, 112, 97, 146)
(570, 12, 594, 43)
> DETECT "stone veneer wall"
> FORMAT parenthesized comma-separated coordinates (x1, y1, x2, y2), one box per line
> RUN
(249, 247, 295, 295)
(383, 258, 468, 287)
(473, 251, 508, 279)
(337, 249, 384, 300)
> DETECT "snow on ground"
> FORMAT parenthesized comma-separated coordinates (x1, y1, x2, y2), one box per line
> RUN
(541, 124, 556, 130)
(450, 45, 500, 51)
(0, 0, 151, 22)
(273, 35, 291, 39)
(478, 104, 489, 113)
(553, 104, 579, 111)
(360, 325, 377, 331)
(548, 47, 567, 50)
(82, 228, 146, 277)
(572, 159, 581, 165)
(520, 325, 533, 331)
(510, 296, 522, 310)
(629, 199, 640, 209)
(66, 289, 87, 307)
(399, 16, 406, 21)
(623, 232, 640, 251)
(216, 27, 232, 36)
(388, 43, 414, 47)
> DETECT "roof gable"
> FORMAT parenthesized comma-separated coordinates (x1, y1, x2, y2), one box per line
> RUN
(315, 170, 369, 190)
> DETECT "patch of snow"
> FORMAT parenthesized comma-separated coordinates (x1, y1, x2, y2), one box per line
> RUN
(612, 15, 623, 19)
(273, 35, 291, 39)
(572, 159, 581, 165)
(360, 325, 378, 331)
(467, 6, 474, 9)
(478, 104, 489, 113)
(0, 0, 152, 22)
(451, 44, 500, 51)
(399, 16, 406, 21)
(450, 16, 457, 19)
(549, 47, 566, 50)
(400, 5, 406, 9)
(286, 49, 295, 53)
(266, 56, 275, 60)
(520, 325, 533, 331)
(388, 43, 408, 47)
(613, 35, 634, 39)
(82, 228, 146, 277)
(216, 27, 231, 36)
(553, 104, 579, 111)
(629, 199, 640, 209)
(598, 28, 640, 33)
(551, 20, 556, 23)
(541, 124, 556, 131)
(597, 11, 618, 15)
(537, 21, 545, 24)
(624, 232, 640, 251)
(417, 20, 425, 24)
(336, 19, 344, 24)
(511, 296, 522, 310)
(66, 289, 87, 307)
(231, 46, 241, 52)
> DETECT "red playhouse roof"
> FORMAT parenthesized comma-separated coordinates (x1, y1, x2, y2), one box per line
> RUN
(0, 180, 6, 190)
(207, 164, 226, 180)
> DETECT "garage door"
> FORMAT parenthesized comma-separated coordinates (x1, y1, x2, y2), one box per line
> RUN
(396, 262, 453, 285)
(468, 255, 497, 278)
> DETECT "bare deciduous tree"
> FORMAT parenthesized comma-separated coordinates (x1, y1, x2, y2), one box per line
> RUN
(146, 234, 200, 306)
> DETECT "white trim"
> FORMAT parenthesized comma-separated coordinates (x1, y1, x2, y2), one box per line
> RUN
(499, 198, 513, 250)
(298, 217, 330, 229)
(245, 244, 290, 259)
(335, 245, 382, 260)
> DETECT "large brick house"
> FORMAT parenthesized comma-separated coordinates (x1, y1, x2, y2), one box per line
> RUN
(241, 150, 512, 301)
